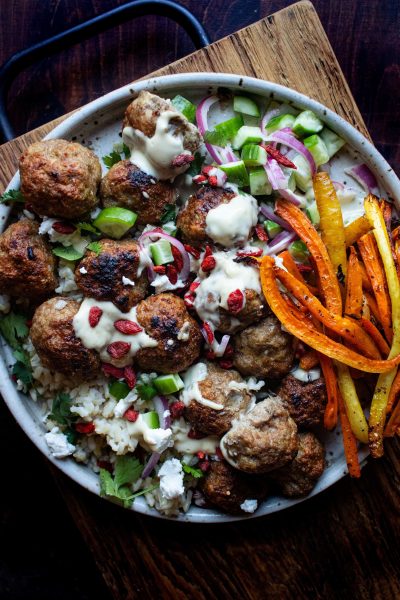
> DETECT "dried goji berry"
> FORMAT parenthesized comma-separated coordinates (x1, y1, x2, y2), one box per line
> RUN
(184, 244, 200, 259)
(192, 174, 207, 184)
(75, 422, 95, 434)
(261, 144, 297, 169)
(219, 359, 233, 369)
(215, 447, 224, 460)
(184, 292, 195, 308)
(223, 344, 234, 358)
(205, 349, 216, 360)
(204, 245, 213, 257)
(124, 366, 137, 389)
(189, 281, 200, 293)
(52, 221, 76, 234)
(227, 289, 244, 314)
(201, 255, 216, 272)
(102, 363, 125, 379)
(171, 245, 184, 272)
(166, 264, 178, 284)
(124, 408, 139, 422)
(255, 224, 268, 242)
(202, 321, 214, 344)
(236, 248, 263, 257)
(196, 451, 206, 460)
(107, 341, 131, 359)
(208, 175, 218, 187)
(114, 320, 143, 335)
(202, 165, 213, 176)
(170, 401, 185, 419)
(153, 265, 166, 274)
(88, 306, 103, 328)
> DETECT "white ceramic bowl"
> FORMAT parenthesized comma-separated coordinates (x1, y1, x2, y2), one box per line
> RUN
(1, 73, 399, 523)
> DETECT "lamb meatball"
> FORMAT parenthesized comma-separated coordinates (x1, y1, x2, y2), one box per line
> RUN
(177, 185, 236, 246)
(199, 460, 269, 515)
(75, 239, 148, 312)
(0, 220, 57, 298)
(183, 362, 254, 436)
(233, 314, 295, 379)
(270, 432, 325, 497)
(30, 297, 100, 378)
(100, 160, 176, 226)
(124, 90, 201, 155)
(135, 293, 202, 373)
(217, 289, 266, 334)
(276, 375, 327, 428)
(19, 139, 101, 219)
(220, 396, 298, 474)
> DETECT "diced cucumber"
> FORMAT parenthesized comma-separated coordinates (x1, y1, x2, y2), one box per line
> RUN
(161, 222, 177, 236)
(264, 219, 282, 239)
(233, 95, 261, 117)
(292, 110, 324, 137)
(215, 115, 244, 140)
(232, 126, 263, 150)
(286, 171, 296, 191)
(265, 114, 295, 134)
(219, 160, 249, 187)
(109, 381, 130, 400)
(154, 373, 184, 395)
(93, 207, 138, 239)
(142, 411, 160, 429)
(291, 154, 312, 192)
(303, 134, 329, 167)
(171, 95, 196, 123)
(241, 144, 267, 166)
(289, 240, 309, 262)
(149, 239, 173, 266)
(249, 167, 272, 196)
(320, 127, 346, 158)
(305, 202, 320, 226)
(305, 186, 315, 202)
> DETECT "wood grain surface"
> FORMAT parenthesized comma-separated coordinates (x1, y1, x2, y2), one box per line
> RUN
(0, 1, 399, 599)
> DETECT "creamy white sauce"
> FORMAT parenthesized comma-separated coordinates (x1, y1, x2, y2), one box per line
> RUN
(193, 249, 261, 329)
(123, 110, 190, 181)
(122, 276, 135, 286)
(94, 414, 173, 455)
(73, 297, 157, 367)
(172, 418, 219, 454)
(290, 365, 321, 382)
(180, 362, 224, 411)
(150, 274, 184, 293)
(205, 193, 258, 247)
(177, 321, 191, 341)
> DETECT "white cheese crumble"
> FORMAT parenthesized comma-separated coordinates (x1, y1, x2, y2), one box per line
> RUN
(240, 499, 258, 513)
(122, 276, 136, 286)
(79, 266, 88, 274)
(158, 458, 185, 500)
(44, 427, 76, 458)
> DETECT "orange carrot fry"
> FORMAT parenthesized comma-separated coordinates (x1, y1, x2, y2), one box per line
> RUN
(345, 246, 363, 319)
(360, 317, 390, 357)
(344, 215, 372, 247)
(359, 261, 373, 292)
(338, 390, 361, 477)
(364, 291, 380, 323)
(300, 349, 320, 370)
(277, 250, 319, 295)
(319, 354, 338, 430)
(386, 367, 400, 414)
(358, 233, 393, 343)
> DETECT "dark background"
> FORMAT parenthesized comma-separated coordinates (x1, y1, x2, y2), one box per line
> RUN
(0, 1, 399, 599)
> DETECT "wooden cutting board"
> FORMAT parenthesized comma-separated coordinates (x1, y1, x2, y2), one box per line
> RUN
(2, 2, 399, 599)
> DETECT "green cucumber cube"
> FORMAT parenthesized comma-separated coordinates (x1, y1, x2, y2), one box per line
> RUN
(291, 154, 312, 192)
(305, 202, 320, 226)
(292, 110, 324, 137)
(142, 411, 160, 429)
(241, 144, 267, 166)
(320, 128, 346, 158)
(215, 115, 244, 140)
(154, 373, 184, 395)
(171, 95, 196, 123)
(289, 240, 309, 262)
(249, 167, 272, 196)
(150, 239, 173, 266)
(232, 126, 263, 150)
(265, 114, 295, 134)
(303, 134, 329, 167)
(233, 95, 261, 117)
(219, 160, 249, 187)
(264, 220, 282, 239)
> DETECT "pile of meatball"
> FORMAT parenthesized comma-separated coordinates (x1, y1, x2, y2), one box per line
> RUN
(0, 90, 326, 515)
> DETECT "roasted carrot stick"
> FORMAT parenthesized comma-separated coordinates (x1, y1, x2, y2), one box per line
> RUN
(338, 389, 361, 478)
(359, 261, 373, 291)
(359, 317, 390, 357)
(386, 368, 400, 414)
(344, 215, 372, 247)
(363, 291, 380, 323)
(358, 232, 393, 343)
(319, 354, 338, 430)
(345, 246, 363, 319)
(299, 349, 320, 370)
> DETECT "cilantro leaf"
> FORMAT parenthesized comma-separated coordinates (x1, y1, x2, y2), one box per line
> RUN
(114, 455, 143, 489)
(0, 189, 25, 204)
(187, 152, 205, 176)
(0, 312, 29, 349)
(160, 204, 177, 225)
(86, 241, 101, 255)
(99, 455, 144, 508)
(52, 246, 84, 261)
(12, 359, 33, 387)
(49, 393, 77, 428)
(65, 429, 78, 445)
(182, 463, 204, 479)
(203, 129, 229, 148)
(76, 222, 100, 235)
(102, 143, 131, 168)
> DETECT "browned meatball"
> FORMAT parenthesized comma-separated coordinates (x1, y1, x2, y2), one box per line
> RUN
(233, 315, 295, 379)
(276, 375, 327, 428)
(75, 239, 148, 312)
(217, 289, 266, 334)
(30, 297, 100, 378)
(183, 362, 254, 436)
(199, 460, 269, 515)
(0, 220, 57, 298)
(135, 293, 202, 373)
(177, 185, 236, 246)
(220, 396, 298, 474)
(100, 160, 176, 226)
(19, 140, 101, 219)
(124, 90, 201, 155)
(270, 432, 325, 497)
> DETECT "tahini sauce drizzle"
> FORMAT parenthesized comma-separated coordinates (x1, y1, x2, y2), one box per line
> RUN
(205, 193, 258, 247)
(180, 362, 224, 411)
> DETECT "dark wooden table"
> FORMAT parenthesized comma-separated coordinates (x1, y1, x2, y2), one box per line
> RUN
(0, 2, 399, 599)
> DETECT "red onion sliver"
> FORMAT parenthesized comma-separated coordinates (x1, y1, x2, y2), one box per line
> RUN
(196, 95, 239, 165)
(138, 228, 190, 281)
(153, 394, 171, 429)
(259, 204, 293, 230)
(264, 230, 297, 255)
(265, 130, 316, 175)
(142, 452, 161, 479)
(264, 157, 289, 190)
(344, 164, 379, 195)
(261, 106, 281, 132)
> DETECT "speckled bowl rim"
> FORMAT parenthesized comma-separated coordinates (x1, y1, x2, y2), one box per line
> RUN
(0, 73, 399, 523)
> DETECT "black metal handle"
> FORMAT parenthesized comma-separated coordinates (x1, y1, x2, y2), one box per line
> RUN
(0, 0, 210, 142)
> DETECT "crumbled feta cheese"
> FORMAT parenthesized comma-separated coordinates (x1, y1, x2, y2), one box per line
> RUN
(122, 276, 136, 286)
(45, 427, 76, 458)
(54, 299, 67, 310)
(145, 428, 173, 454)
(23, 209, 35, 220)
(240, 499, 258, 513)
(177, 321, 190, 341)
(38, 217, 57, 235)
(142, 191, 150, 199)
(163, 409, 171, 420)
(114, 397, 133, 419)
(158, 458, 185, 499)
(79, 266, 88, 274)
(0, 294, 10, 314)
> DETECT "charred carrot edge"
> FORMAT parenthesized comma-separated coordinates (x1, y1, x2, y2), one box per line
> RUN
(275, 198, 342, 316)
(338, 389, 361, 478)
(319, 354, 338, 430)
(363, 291, 381, 323)
(386, 367, 400, 414)
(278, 250, 319, 295)
(360, 317, 390, 357)
(345, 246, 363, 319)
(358, 233, 393, 343)
(344, 215, 372, 247)
(299, 349, 320, 371)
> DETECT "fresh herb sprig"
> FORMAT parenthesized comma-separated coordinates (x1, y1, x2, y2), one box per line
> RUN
(0, 311, 33, 387)
(99, 455, 149, 508)
(102, 143, 131, 169)
(0, 189, 25, 204)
